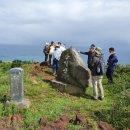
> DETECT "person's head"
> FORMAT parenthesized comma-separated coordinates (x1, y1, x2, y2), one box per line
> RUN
(90, 44, 95, 49)
(58, 42, 61, 46)
(89, 44, 95, 52)
(109, 47, 115, 53)
(95, 47, 102, 55)
(51, 41, 54, 45)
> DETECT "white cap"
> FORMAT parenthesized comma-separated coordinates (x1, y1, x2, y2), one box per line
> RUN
(45, 42, 49, 45)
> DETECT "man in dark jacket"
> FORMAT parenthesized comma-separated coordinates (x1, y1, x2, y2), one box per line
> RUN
(79, 44, 95, 71)
(43, 42, 49, 62)
(106, 47, 118, 83)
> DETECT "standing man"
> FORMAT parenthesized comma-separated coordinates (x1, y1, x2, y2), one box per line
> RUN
(79, 44, 96, 71)
(106, 47, 118, 83)
(52, 44, 62, 75)
(91, 47, 105, 100)
(43, 42, 49, 62)
(57, 42, 66, 52)
(48, 41, 55, 65)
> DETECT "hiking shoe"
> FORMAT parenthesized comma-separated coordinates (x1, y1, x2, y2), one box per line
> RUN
(98, 96, 104, 100)
(92, 97, 98, 100)
(53, 72, 56, 76)
(108, 80, 114, 84)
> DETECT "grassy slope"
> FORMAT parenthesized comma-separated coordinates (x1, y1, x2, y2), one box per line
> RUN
(0, 62, 130, 130)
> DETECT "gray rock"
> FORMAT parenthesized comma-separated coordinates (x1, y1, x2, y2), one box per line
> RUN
(57, 48, 91, 94)
(51, 80, 84, 96)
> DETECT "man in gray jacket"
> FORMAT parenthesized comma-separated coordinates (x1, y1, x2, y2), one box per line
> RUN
(91, 47, 104, 100)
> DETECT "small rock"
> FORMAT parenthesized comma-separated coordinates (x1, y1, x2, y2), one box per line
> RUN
(74, 113, 86, 125)
(98, 121, 115, 130)
(39, 117, 46, 126)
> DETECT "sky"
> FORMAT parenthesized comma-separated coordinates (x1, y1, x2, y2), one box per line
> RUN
(0, 0, 130, 48)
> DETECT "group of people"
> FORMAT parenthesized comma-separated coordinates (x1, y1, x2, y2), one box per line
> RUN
(43, 41, 66, 75)
(43, 42, 118, 100)
(79, 44, 118, 100)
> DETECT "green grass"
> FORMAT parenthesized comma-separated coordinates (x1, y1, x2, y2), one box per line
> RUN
(0, 62, 130, 129)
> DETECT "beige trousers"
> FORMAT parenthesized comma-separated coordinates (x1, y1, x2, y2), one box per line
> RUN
(92, 76, 104, 99)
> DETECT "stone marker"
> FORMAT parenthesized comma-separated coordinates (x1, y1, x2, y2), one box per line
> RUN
(10, 68, 24, 102)
(51, 48, 91, 95)
(8, 67, 30, 108)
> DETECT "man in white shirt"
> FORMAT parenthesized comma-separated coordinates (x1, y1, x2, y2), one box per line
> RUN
(52, 45, 62, 75)
(58, 42, 66, 52)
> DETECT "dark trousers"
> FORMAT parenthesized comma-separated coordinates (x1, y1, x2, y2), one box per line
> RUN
(53, 58, 59, 73)
(44, 53, 48, 62)
(49, 55, 52, 65)
(106, 68, 114, 83)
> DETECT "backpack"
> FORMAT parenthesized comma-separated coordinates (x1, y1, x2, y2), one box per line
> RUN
(96, 56, 106, 75)
(43, 45, 49, 54)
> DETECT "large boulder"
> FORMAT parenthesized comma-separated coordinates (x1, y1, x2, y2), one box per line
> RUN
(57, 48, 91, 93)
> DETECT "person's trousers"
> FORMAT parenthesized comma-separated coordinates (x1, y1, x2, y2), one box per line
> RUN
(106, 68, 114, 83)
(49, 55, 52, 65)
(92, 76, 104, 99)
(44, 53, 48, 62)
(53, 58, 59, 73)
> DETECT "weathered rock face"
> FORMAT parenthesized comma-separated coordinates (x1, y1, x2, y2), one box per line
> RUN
(57, 48, 91, 92)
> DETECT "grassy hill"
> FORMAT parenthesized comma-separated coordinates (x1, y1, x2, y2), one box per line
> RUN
(0, 61, 130, 130)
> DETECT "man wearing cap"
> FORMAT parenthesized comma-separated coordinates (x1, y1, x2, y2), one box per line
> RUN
(43, 42, 49, 62)
(79, 44, 96, 71)
(91, 47, 104, 100)
(58, 42, 66, 52)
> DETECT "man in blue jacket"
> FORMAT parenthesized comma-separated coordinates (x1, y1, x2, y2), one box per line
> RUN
(106, 47, 118, 83)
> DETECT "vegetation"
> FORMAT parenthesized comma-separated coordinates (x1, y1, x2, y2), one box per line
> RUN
(0, 62, 130, 129)
(11, 60, 34, 68)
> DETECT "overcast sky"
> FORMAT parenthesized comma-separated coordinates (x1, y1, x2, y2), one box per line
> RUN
(0, 0, 130, 47)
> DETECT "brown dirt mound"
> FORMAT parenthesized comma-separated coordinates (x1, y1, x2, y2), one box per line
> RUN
(0, 114, 23, 129)
(39, 113, 92, 130)
(98, 121, 115, 130)
(39, 115, 69, 130)
(40, 61, 50, 66)
(31, 62, 56, 81)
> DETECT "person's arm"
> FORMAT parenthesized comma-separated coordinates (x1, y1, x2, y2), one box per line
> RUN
(113, 56, 118, 63)
(80, 51, 89, 55)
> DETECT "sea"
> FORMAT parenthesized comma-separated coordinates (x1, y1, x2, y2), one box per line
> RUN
(0, 44, 129, 65)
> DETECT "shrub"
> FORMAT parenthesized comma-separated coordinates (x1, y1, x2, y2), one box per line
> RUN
(95, 96, 130, 130)
(11, 60, 22, 68)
